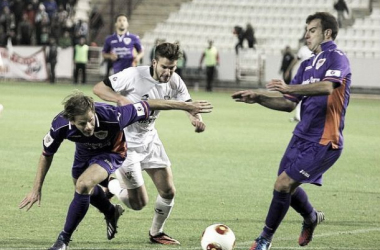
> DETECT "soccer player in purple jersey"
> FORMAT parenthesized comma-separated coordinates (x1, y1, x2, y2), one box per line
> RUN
(102, 14, 144, 73)
(19, 91, 212, 250)
(232, 12, 351, 250)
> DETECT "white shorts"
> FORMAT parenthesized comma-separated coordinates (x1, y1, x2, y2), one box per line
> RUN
(116, 134, 171, 189)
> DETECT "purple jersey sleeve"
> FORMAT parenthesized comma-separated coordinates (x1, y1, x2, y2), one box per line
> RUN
(42, 114, 69, 156)
(102, 35, 112, 53)
(116, 101, 150, 129)
(322, 49, 350, 87)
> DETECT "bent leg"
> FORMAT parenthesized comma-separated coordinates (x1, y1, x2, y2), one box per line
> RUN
(62, 164, 109, 241)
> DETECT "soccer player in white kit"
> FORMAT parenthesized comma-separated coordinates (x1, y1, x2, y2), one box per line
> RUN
(93, 42, 207, 245)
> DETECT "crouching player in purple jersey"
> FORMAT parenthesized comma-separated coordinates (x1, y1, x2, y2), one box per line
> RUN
(19, 91, 212, 250)
(232, 12, 351, 250)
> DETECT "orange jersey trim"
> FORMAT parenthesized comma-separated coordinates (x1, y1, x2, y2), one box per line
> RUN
(111, 131, 127, 157)
(320, 78, 347, 149)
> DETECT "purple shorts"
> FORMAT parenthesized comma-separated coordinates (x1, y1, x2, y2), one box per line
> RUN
(278, 135, 342, 186)
(72, 152, 125, 181)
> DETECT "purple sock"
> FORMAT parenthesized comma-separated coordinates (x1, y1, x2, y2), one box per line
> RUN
(63, 192, 90, 237)
(291, 187, 315, 224)
(90, 185, 114, 217)
(261, 190, 291, 241)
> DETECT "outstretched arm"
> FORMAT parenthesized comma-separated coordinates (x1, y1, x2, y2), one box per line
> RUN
(232, 90, 296, 112)
(266, 79, 335, 96)
(19, 154, 54, 211)
(146, 99, 213, 117)
(93, 81, 132, 106)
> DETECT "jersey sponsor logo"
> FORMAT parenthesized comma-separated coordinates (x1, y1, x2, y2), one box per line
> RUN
(138, 117, 156, 124)
(302, 76, 320, 85)
(316, 58, 326, 70)
(299, 170, 310, 178)
(123, 37, 132, 45)
(133, 102, 146, 116)
(326, 69, 341, 77)
(43, 133, 54, 147)
(94, 130, 108, 139)
(110, 40, 118, 44)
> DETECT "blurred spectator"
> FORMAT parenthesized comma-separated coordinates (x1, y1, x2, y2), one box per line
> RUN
(233, 25, 244, 55)
(73, 36, 89, 84)
(244, 23, 257, 50)
(18, 13, 33, 45)
(174, 40, 186, 78)
(24, 3, 36, 28)
(333, 0, 349, 28)
(56, 4, 68, 37)
(0, 6, 16, 34)
(279, 46, 296, 85)
(73, 19, 88, 45)
(199, 40, 219, 92)
(0, 0, 10, 10)
(40, 26, 50, 45)
(46, 37, 58, 83)
(0, 25, 7, 46)
(11, 0, 24, 31)
(43, 0, 58, 21)
(89, 6, 104, 42)
(58, 30, 72, 48)
(35, 3, 49, 45)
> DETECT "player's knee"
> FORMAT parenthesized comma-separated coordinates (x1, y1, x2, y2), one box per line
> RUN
(128, 196, 148, 210)
(75, 179, 94, 194)
(159, 186, 176, 200)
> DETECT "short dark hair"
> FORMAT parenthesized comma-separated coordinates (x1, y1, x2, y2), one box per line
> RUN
(62, 90, 95, 121)
(115, 14, 127, 23)
(154, 42, 182, 61)
(306, 12, 339, 40)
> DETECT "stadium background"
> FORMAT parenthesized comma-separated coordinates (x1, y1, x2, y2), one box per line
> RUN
(1, 0, 379, 92)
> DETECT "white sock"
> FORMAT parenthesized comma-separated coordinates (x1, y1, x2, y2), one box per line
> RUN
(150, 195, 174, 236)
(108, 178, 132, 209)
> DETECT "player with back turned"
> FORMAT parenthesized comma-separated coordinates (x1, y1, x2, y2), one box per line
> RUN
(232, 12, 351, 250)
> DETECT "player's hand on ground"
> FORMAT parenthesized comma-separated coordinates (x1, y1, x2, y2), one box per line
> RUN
(231, 90, 259, 104)
(19, 191, 41, 211)
(266, 79, 289, 93)
(192, 119, 206, 133)
(188, 101, 213, 116)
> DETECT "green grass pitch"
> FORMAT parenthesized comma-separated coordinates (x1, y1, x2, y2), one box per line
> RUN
(0, 81, 379, 249)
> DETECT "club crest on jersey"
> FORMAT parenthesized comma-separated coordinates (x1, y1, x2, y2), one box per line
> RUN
(94, 131, 108, 139)
(316, 58, 326, 70)
(43, 133, 54, 147)
(123, 37, 131, 45)
(133, 102, 146, 116)
(326, 69, 341, 77)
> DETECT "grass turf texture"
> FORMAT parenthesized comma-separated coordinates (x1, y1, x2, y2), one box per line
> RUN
(0, 82, 379, 249)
